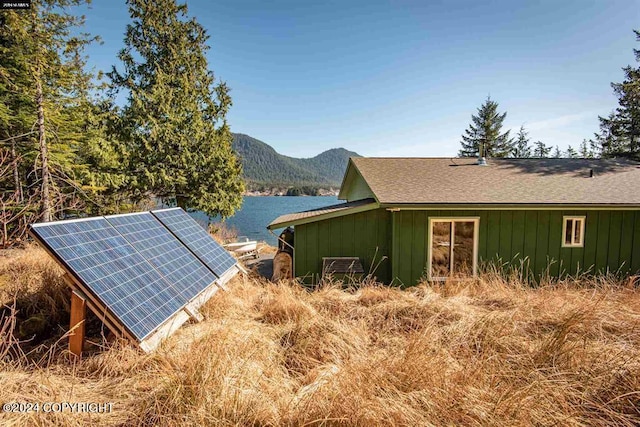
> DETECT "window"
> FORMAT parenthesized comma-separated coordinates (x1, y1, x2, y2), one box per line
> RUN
(428, 217, 479, 280)
(562, 216, 585, 247)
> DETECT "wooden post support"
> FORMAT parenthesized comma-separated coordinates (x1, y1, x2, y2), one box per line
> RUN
(184, 304, 204, 322)
(69, 290, 86, 358)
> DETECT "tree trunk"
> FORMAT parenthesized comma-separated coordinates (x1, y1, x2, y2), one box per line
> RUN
(36, 75, 52, 222)
(10, 138, 23, 203)
(176, 194, 187, 210)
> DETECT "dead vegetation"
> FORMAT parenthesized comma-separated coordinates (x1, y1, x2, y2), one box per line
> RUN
(1, 246, 639, 426)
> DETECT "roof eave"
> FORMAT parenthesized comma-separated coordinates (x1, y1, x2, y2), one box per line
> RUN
(267, 201, 380, 230)
(378, 202, 640, 210)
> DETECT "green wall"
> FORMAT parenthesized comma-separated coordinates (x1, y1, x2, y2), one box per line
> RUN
(293, 208, 640, 286)
(294, 208, 391, 284)
(390, 209, 640, 286)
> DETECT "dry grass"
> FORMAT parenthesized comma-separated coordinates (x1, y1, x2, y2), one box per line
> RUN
(208, 222, 239, 244)
(1, 247, 639, 426)
(258, 242, 279, 255)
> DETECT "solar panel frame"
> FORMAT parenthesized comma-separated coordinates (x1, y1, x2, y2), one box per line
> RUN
(151, 208, 238, 278)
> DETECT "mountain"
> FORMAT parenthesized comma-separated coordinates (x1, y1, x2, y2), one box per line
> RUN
(231, 133, 360, 190)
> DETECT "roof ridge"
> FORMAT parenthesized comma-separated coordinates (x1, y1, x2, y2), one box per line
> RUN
(353, 157, 639, 161)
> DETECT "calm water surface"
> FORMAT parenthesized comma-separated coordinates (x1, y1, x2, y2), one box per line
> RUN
(192, 196, 339, 246)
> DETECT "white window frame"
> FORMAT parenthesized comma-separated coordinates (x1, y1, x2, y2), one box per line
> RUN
(427, 217, 480, 281)
(562, 216, 585, 248)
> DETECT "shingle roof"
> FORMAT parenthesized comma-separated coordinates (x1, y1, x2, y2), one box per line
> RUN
(267, 198, 377, 229)
(351, 157, 640, 205)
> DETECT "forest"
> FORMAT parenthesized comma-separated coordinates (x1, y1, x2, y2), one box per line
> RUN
(232, 133, 358, 192)
(0, 0, 245, 247)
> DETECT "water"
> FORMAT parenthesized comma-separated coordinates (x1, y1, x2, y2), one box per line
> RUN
(192, 196, 339, 246)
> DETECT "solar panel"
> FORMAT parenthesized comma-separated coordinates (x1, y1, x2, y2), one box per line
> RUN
(105, 212, 219, 304)
(29, 208, 239, 353)
(30, 218, 184, 341)
(151, 208, 237, 277)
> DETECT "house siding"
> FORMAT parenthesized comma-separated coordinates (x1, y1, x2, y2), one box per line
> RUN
(391, 209, 640, 286)
(294, 208, 391, 284)
(340, 167, 375, 202)
(293, 208, 640, 286)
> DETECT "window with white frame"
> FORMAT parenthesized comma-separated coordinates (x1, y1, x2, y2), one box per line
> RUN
(428, 217, 479, 280)
(562, 216, 585, 247)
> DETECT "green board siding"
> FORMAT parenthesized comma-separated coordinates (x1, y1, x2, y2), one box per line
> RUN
(499, 211, 513, 259)
(620, 211, 635, 273)
(390, 209, 640, 285)
(535, 211, 551, 275)
(633, 213, 640, 273)
(294, 208, 391, 284)
(547, 213, 562, 277)
(294, 208, 640, 286)
(510, 211, 526, 270)
(595, 212, 610, 273)
(485, 211, 501, 262)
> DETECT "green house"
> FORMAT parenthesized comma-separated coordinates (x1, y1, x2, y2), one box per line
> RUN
(267, 157, 640, 285)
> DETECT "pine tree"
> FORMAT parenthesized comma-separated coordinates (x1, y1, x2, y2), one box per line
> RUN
(512, 126, 532, 158)
(110, 0, 244, 218)
(532, 141, 551, 158)
(459, 96, 513, 158)
(0, 11, 33, 205)
(75, 99, 131, 214)
(591, 30, 640, 160)
(565, 145, 578, 158)
(552, 146, 562, 158)
(578, 139, 597, 158)
(0, 1, 100, 224)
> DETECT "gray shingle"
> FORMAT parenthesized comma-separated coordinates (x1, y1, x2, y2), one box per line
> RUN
(351, 157, 640, 205)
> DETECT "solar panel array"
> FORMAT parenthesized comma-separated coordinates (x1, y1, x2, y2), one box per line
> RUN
(107, 213, 218, 303)
(29, 208, 238, 344)
(152, 208, 237, 277)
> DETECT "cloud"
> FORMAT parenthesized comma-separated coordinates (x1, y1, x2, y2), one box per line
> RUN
(368, 139, 458, 157)
(512, 111, 596, 133)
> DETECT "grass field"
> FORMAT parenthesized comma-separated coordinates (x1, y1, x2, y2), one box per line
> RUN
(1, 246, 639, 426)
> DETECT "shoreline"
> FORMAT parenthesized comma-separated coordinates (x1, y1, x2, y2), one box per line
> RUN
(243, 193, 338, 197)
(243, 191, 338, 197)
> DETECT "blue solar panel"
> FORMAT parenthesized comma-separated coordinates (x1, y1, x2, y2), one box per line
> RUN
(30, 218, 186, 341)
(151, 208, 237, 277)
(106, 213, 217, 303)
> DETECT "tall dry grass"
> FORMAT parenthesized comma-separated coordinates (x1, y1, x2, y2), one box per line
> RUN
(0, 247, 639, 426)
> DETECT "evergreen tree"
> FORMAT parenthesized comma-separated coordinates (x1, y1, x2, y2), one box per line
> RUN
(459, 96, 513, 158)
(591, 30, 640, 160)
(552, 146, 562, 158)
(512, 126, 532, 157)
(0, 1, 100, 225)
(75, 99, 131, 213)
(578, 139, 598, 158)
(110, 0, 244, 217)
(565, 145, 578, 158)
(532, 141, 552, 158)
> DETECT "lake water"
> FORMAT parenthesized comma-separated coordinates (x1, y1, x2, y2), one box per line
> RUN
(192, 196, 339, 246)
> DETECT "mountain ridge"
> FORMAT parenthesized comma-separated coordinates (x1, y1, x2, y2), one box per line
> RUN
(231, 133, 360, 194)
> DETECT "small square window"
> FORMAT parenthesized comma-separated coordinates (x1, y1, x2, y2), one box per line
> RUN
(562, 216, 585, 247)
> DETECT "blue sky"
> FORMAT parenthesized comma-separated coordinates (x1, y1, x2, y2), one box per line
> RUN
(79, 0, 640, 158)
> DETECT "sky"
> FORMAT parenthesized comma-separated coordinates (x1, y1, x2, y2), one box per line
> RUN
(78, 0, 640, 158)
